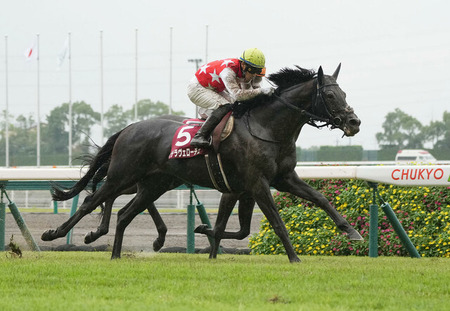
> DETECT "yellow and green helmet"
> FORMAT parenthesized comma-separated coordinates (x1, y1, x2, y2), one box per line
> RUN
(239, 48, 266, 75)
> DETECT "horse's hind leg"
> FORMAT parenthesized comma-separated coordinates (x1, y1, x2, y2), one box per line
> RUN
(85, 185, 140, 244)
(146, 202, 167, 252)
(195, 193, 255, 240)
(111, 176, 181, 259)
(274, 171, 363, 240)
(85, 196, 167, 251)
(221, 194, 255, 240)
(206, 193, 239, 259)
(84, 197, 118, 244)
(42, 194, 104, 241)
(42, 179, 129, 242)
(111, 191, 158, 259)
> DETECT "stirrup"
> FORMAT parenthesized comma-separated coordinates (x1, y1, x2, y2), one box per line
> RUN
(190, 136, 211, 149)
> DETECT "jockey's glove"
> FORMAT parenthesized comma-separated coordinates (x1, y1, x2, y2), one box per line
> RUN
(261, 87, 275, 96)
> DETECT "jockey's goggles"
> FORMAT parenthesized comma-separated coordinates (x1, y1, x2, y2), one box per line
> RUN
(246, 66, 266, 76)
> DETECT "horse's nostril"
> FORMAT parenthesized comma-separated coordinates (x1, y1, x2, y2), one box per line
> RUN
(349, 118, 361, 126)
(333, 117, 342, 126)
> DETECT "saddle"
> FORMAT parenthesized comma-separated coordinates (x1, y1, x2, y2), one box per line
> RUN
(211, 111, 234, 153)
(168, 112, 235, 193)
(206, 111, 234, 192)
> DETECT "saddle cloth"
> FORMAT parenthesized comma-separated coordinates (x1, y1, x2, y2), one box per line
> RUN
(168, 116, 234, 159)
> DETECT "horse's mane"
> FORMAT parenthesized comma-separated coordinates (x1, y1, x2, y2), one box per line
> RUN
(268, 66, 316, 92)
(232, 66, 316, 118)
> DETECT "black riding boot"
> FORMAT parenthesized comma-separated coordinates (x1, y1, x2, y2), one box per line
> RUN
(191, 104, 231, 148)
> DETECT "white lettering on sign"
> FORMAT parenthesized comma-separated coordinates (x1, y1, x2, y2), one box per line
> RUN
(391, 168, 444, 181)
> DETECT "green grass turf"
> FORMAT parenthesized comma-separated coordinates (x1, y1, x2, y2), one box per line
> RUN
(0, 252, 448, 311)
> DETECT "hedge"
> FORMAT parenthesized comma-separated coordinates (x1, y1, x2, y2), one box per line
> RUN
(249, 179, 450, 257)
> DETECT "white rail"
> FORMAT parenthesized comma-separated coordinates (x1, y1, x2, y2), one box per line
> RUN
(0, 165, 449, 186)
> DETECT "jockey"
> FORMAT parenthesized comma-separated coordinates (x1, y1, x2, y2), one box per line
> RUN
(187, 48, 274, 148)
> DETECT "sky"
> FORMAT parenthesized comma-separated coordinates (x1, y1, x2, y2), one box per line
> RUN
(0, 0, 449, 149)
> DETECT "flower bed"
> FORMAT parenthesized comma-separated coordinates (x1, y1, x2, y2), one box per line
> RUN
(249, 179, 450, 257)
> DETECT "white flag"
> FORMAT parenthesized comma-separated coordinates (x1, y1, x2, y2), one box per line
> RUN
(24, 39, 38, 61)
(57, 37, 69, 69)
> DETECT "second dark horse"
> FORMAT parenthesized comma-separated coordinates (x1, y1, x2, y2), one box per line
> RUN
(43, 65, 362, 262)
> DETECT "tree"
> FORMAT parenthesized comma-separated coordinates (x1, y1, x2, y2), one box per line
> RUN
(104, 99, 185, 137)
(43, 101, 100, 154)
(104, 104, 128, 137)
(11, 114, 37, 155)
(130, 99, 185, 120)
(433, 111, 450, 150)
(376, 108, 424, 149)
(423, 119, 446, 148)
(44, 104, 69, 154)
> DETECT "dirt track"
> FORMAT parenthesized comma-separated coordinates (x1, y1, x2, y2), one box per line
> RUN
(4, 211, 264, 253)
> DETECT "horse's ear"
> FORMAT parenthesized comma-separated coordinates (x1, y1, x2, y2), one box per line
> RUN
(318, 66, 324, 86)
(332, 63, 341, 80)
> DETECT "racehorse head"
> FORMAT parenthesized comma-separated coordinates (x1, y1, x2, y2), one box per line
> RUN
(315, 64, 361, 136)
(266, 64, 360, 137)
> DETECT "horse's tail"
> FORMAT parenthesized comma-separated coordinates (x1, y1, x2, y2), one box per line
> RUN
(51, 130, 123, 201)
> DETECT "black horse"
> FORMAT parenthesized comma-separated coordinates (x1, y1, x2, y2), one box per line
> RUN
(43, 65, 362, 262)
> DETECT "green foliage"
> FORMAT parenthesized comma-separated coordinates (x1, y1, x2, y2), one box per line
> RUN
(104, 99, 185, 137)
(376, 145, 399, 161)
(317, 145, 363, 161)
(0, 99, 182, 166)
(250, 179, 450, 257)
(376, 108, 450, 152)
(376, 108, 424, 149)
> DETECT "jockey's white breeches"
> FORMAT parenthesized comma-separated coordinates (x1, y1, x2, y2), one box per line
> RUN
(187, 77, 232, 118)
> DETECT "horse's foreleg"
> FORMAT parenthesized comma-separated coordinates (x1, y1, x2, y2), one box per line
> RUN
(252, 181, 300, 263)
(273, 171, 363, 241)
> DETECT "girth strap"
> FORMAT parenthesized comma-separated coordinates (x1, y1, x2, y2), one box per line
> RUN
(204, 152, 232, 193)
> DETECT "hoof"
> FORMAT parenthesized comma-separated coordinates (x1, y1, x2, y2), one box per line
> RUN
(84, 232, 95, 244)
(153, 239, 165, 252)
(289, 257, 301, 263)
(194, 224, 209, 234)
(347, 229, 364, 241)
(41, 229, 56, 241)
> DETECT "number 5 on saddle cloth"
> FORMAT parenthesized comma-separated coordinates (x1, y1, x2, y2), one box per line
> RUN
(168, 112, 234, 192)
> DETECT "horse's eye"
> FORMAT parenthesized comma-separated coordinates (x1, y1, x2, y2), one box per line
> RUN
(326, 92, 334, 99)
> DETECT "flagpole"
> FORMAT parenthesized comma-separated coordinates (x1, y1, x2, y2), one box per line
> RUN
(68, 32, 72, 166)
(100, 30, 104, 144)
(36, 33, 40, 167)
(205, 25, 209, 63)
(4, 35, 9, 167)
(134, 28, 138, 121)
(169, 27, 173, 115)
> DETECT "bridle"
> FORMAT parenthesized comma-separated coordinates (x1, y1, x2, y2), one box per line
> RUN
(244, 78, 344, 144)
(272, 79, 342, 129)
